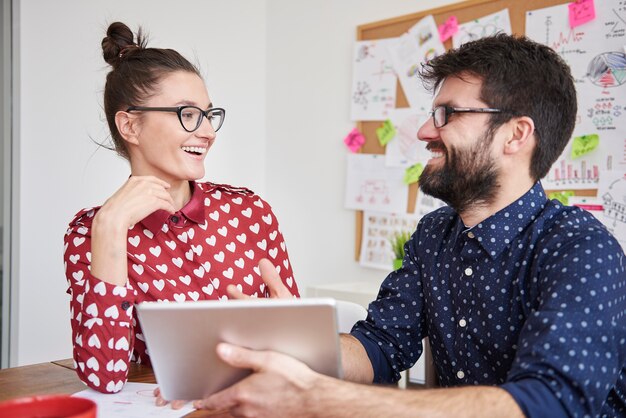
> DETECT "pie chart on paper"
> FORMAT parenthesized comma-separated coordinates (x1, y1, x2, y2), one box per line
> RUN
(587, 52, 626, 88)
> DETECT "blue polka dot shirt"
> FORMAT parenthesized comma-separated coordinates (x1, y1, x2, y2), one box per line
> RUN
(351, 183, 626, 418)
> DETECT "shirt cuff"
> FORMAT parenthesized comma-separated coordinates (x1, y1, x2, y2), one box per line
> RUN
(81, 275, 136, 323)
(350, 329, 395, 384)
(501, 378, 569, 418)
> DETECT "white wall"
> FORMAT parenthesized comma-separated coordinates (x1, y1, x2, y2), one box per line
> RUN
(14, 0, 459, 365)
(264, 0, 458, 287)
(16, 0, 268, 366)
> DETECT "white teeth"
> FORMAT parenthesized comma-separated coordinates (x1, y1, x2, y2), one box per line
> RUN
(181, 146, 206, 154)
(431, 151, 444, 159)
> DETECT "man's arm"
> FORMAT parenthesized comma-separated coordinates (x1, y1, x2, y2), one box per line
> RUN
(339, 334, 374, 383)
(195, 343, 524, 418)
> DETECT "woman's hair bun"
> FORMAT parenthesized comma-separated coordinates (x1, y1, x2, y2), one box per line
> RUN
(101, 21, 145, 68)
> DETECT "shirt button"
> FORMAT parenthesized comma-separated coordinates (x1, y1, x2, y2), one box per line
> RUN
(464, 267, 473, 276)
(467, 231, 475, 239)
(457, 370, 465, 379)
(121, 301, 131, 310)
(170, 215, 180, 223)
(459, 319, 467, 327)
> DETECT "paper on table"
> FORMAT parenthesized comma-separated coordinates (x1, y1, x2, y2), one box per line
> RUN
(72, 382, 195, 418)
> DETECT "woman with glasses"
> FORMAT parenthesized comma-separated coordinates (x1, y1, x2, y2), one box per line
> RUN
(63, 21, 299, 395)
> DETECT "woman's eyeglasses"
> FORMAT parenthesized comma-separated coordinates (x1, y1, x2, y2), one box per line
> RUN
(126, 106, 226, 132)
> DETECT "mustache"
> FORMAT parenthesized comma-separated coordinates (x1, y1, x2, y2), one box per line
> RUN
(426, 142, 446, 152)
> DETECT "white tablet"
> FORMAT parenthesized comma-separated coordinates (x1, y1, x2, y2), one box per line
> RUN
(135, 298, 342, 400)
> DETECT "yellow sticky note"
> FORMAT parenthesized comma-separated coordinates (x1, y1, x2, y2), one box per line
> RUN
(548, 190, 575, 206)
(403, 163, 423, 185)
(571, 134, 599, 159)
(376, 119, 396, 146)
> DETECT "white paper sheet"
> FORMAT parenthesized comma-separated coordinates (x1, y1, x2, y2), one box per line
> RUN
(73, 383, 195, 418)
(345, 154, 408, 213)
(385, 109, 430, 168)
(386, 15, 445, 112)
(526, 2, 626, 189)
(597, 170, 626, 251)
(359, 211, 420, 270)
(452, 9, 512, 48)
(414, 191, 447, 218)
(350, 38, 398, 121)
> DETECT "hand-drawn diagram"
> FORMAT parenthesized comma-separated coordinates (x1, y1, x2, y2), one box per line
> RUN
(598, 170, 626, 251)
(526, 1, 626, 190)
(587, 52, 626, 87)
(359, 211, 420, 271)
(452, 9, 512, 48)
(350, 39, 397, 121)
(385, 109, 429, 168)
(345, 154, 408, 214)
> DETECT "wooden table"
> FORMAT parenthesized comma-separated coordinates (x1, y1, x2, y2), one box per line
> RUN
(0, 359, 228, 417)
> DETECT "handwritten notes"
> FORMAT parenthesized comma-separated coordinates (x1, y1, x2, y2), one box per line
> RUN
(571, 134, 599, 159)
(73, 382, 195, 418)
(438, 16, 459, 42)
(344, 128, 366, 153)
(568, 0, 596, 28)
(403, 163, 424, 185)
(376, 119, 397, 146)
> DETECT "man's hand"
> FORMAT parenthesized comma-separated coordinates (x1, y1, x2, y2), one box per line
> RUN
(194, 343, 321, 417)
(227, 258, 293, 299)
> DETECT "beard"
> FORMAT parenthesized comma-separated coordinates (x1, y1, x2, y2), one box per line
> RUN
(419, 130, 500, 213)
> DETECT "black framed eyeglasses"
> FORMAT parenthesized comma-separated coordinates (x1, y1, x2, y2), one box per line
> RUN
(126, 105, 226, 132)
(430, 105, 502, 128)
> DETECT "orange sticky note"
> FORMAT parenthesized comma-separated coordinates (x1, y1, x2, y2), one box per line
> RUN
(438, 16, 459, 42)
(343, 127, 366, 153)
(568, 0, 595, 28)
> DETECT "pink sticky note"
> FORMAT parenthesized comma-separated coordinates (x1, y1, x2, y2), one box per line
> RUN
(568, 0, 595, 28)
(438, 16, 459, 42)
(343, 127, 366, 153)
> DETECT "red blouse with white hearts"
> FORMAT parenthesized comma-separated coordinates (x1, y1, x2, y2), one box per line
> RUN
(64, 182, 299, 393)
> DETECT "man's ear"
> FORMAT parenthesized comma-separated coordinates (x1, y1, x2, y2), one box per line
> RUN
(504, 116, 535, 155)
(115, 111, 140, 145)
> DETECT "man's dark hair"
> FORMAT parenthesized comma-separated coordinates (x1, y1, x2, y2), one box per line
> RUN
(419, 33, 577, 181)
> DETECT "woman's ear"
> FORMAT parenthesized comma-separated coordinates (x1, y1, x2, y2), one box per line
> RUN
(115, 111, 140, 145)
(504, 116, 535, 155)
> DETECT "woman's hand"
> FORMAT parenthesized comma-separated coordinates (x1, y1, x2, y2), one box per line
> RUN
(91, 176, 176, 286)
(226, 259, 293, 299)
(153, 387, 188, 410)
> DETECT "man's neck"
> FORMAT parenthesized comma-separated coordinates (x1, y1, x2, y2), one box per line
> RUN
(458, 175, 535, 227)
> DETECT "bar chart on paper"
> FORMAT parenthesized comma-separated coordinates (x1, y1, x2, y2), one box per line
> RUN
(545, 158, 602, 188)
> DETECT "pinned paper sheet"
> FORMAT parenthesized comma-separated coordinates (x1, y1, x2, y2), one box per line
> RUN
(548, 190, 575, 205)
(571, 134, 599, 159)
(453, 9, 512, 48)
(345, 153, 408, 214)
(403, 163, 423, 185)
(376, 119, 396, 146)
(569, 0, 595, 28)
(359, 211, 421, 271)
(344, 127, 366, 153)
(438, 16, 459, 42)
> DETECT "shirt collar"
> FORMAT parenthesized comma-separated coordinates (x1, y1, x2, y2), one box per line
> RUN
(462, 182, 548, 259)
(141, 181, 206, 234)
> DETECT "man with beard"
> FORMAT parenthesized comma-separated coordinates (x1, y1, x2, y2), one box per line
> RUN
(194, 35, 626, 418)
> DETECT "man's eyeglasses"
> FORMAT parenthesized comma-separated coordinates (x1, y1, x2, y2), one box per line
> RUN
(430, 105, 502, 128)
(126, 106, 226, 132)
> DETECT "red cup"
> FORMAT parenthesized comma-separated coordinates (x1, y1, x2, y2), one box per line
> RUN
(0, 394, 96, 417)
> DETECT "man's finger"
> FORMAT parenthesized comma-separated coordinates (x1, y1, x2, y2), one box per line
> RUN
(217, 343, 267, 372)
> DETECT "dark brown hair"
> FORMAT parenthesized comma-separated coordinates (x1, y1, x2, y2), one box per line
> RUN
(101, 21, 201, 159)
(419, 34, 577, 181)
